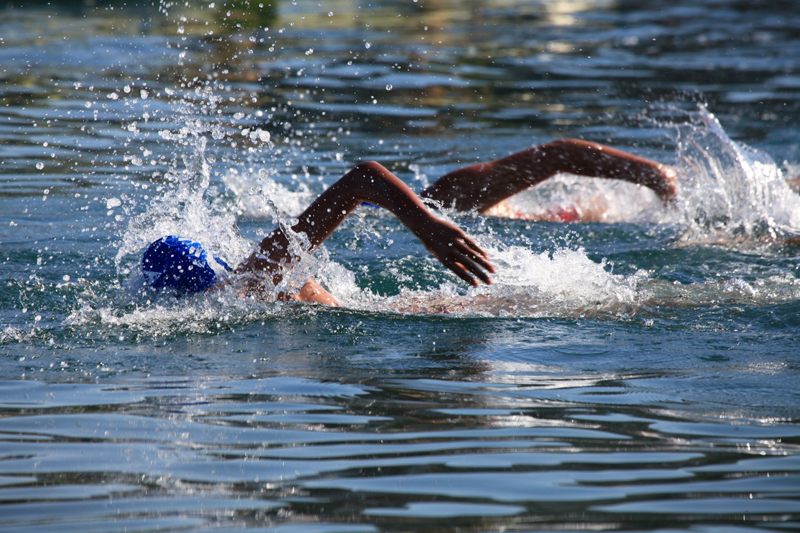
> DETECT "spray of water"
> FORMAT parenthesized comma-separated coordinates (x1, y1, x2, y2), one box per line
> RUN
(673, 106, 800, 245)
(505, 173, 669, 224)
(115, 117, 250, 281)
(84, 10, 800, 328)
(368, 234, 642, 317)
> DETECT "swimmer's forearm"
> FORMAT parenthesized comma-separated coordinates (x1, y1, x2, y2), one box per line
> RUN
(294, 161, 435, 246)
(421, 139, 677, 213)
(303, 162, 492, 285)
(241, 162, 436, 281)
(537, 140, 677, 203)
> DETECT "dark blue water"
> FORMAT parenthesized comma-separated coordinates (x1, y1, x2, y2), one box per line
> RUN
(1, 1, 800, 531)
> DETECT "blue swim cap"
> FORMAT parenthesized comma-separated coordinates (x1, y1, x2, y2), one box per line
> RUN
(141, 236, 230, 296)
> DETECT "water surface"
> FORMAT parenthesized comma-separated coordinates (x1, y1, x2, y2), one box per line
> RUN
(1, 0, 800, 531)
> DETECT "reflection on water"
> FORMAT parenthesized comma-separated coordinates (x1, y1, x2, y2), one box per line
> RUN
(0, 373, 798, 531)
(2, 0, 800, 531)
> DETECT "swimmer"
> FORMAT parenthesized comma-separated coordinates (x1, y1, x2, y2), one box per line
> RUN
(142, 139, 677, 305)
(143, 161, 494, 306)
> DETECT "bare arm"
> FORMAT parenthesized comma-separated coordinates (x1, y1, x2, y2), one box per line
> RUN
(237, 161, 494, 288)
(420, 139, 677, 214)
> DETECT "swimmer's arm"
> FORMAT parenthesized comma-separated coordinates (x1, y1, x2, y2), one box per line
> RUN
(238, 161, 494, 287)
(420, 139, 677, 214)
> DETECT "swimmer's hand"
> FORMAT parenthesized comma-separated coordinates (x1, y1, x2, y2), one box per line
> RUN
(413, 215, 494, 286)
(293, 278, 340, 306)
(655, 164, 679, 204)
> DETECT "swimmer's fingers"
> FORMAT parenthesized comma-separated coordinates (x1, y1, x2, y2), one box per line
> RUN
(448, 256, 491, 286)
(455, 238, 495, 277)
(446, 244, 494, 286)
(417, 217, 494, 285)
(459, 234, 491, 260)
(460, 257, 493, 286)
(441, 255, 483, 286)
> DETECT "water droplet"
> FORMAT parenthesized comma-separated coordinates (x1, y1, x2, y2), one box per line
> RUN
(365, 42, 372, 49)
(36, 162, 44, 170)
(385, 84, 393, 91)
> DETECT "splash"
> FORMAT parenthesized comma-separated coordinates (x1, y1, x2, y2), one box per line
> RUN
(110, 80, 354, 308)
(371, 239, 643, 318)
(115, 125, 250, 280)
(65, 291, 285, 339)
(224, 167, 317, 219)
(504, 173, 668, 224)
(491, 105, 800, 245)
(674, 106, 800, 245)
(638, 274, 800, 310)
(102, 92, 800, 325)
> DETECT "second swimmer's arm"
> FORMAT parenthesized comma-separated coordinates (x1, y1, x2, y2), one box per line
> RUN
(421, 139, 677, 214)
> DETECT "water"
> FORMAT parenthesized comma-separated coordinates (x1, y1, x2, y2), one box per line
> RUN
(2, 0, 800, 531)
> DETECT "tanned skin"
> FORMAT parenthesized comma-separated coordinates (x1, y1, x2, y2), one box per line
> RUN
(420, 139, 677, 214)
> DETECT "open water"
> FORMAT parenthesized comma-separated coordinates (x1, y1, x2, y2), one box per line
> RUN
(1, 0, 800, 531)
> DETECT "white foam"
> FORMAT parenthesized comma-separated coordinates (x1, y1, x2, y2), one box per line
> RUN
(363, 240, 643, 317)
(674, 106, 800, 244)
(106, 93, 800, 324)
(506, 173, 669, 224)
(64, 289, 285, 338)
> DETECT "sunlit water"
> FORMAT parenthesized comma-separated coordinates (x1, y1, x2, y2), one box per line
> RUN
(1, 1, 800, 531)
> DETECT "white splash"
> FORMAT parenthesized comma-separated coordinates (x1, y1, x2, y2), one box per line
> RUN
(115, 120, 252, 281)
(674, 106, 800, 244)
(371, 240, 643, 317)
(103, 95, 800, 325)
(506, 173, 669, 224)
(224, 167, 316, 219)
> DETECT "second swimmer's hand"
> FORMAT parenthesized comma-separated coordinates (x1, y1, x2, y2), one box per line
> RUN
(414, 216, 495, 286)
(655, 164, 679, 204)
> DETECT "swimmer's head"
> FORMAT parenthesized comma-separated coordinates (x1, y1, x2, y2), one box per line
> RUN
(141, 236, 230, 296)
